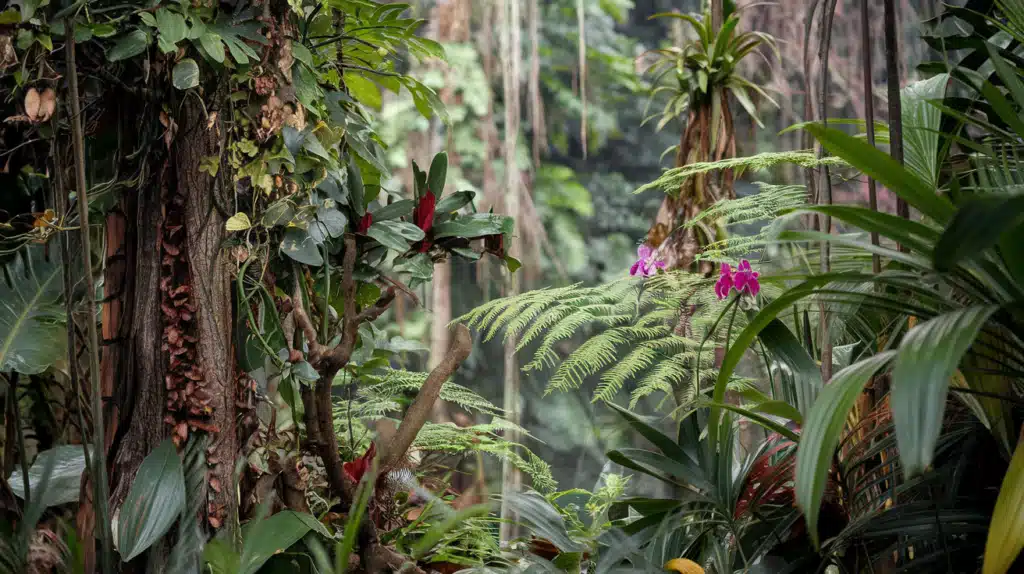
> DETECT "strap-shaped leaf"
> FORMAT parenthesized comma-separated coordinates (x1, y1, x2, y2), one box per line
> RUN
(803, 124, 955, 224)
(892, 306, 998, 478)
(934, 196, 1024, 272)
(118, 439, 186, 561)
(427, 151, 448, 195)
(983, 432, 1024, 574)
(606, 401, 690, 463)
(757, 317, 820, 415)
(0, 245, 66, 375)
(795, 351, 896, 548)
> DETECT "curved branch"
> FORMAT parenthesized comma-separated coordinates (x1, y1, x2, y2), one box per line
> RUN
(380, 324, 473, 471)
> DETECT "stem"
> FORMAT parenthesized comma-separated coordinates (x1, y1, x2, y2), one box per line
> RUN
(883, 0, 908, 223)
(860, 0, 881, 274)
(818, 0, 838, 383)
(321, 244, 330, 342)
(65, 29, 113, 573)
(10, 375, 30, 507)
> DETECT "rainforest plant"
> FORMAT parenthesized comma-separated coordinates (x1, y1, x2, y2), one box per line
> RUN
(642, 6, 777, 271)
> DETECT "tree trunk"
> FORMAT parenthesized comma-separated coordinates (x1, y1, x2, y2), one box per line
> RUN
(177, 95, 236, 533)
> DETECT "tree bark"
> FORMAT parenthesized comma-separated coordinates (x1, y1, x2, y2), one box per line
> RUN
(177, 95, 237, 534)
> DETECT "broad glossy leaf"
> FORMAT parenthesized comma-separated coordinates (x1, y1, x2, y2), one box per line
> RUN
(344, 73, 382, 110)
(803, 125, 955, 224)
(172, 58, 200, 90)
(280, 229, 323, 266)
(427, 152, 448, 195)
(433, 214, 512, 239)
(983, 434, 1024, 574)
(10, 445, 89, 508)
(107, 29, 150, 62)
(934, 196, 1024, 272)
(238, 511, 329, 574)
(795, 351, 896, 548)
(155, 8, 188, 48)
(892, 306, 998, 478)
(198, 32, 225, 64)
(366, 222, 412, 251)
(371, 199, 415, 221)
(0, 246, 67, 375)
(310, 207, 346, 241)
(394, 253, 434, 280)
(435, 190, 475, 215)
(118, 440, 186, 561)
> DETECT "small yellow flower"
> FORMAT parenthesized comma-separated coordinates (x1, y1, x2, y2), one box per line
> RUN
(665, 558, 705, 574)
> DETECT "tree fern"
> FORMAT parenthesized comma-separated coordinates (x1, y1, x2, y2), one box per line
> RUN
(459, 181, 804, 407)
(635, 151, 845, 196)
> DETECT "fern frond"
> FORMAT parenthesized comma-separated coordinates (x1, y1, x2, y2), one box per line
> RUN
(635, 152, 846, 196)
(412, 421, 556, 492)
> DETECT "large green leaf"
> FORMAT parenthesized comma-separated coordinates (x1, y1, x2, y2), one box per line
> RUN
(757, 317, 821, 415)
(155, 8, 188, 52)
(427, 152, 448, 195)
(983, 433, 1024, 574)
(107, 29, 150, 62)
(803, 125, 955, 224)
(172, 58, 200, 90)
(795, 351, 896, 548)
(9, 445, 89, 509)
(435, 190, 475, 215)
(934, 196, 1024, 272)
(901, 74, 949, 189)
(892, 306, 998, 478)
(118, 439, 186, 561)
(0, 245, 67, 375)
(433, 214, 512, 239)
(238, 511, 329, 574)
(371, 199, 415, 221)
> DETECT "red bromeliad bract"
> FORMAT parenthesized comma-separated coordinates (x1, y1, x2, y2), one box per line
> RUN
(343, 441, 377, 484)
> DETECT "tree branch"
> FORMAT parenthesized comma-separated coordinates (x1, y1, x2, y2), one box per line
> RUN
(380, 324, 473, 470)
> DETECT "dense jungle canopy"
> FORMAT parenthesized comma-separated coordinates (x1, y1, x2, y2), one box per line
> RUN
(3, 0, 1024, 573)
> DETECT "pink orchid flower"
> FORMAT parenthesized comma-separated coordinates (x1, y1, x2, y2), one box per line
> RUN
(733, 259, 761, 297)
(715, 263, 734, 300)
(630, 244, 667, 278)
(715, 259, 760, 299)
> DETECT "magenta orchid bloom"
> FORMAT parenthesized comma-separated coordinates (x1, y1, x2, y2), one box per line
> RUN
(733, 259, 761, 297)
(715, 263, 734, 300)
(715, 259, 760, 299)
(630, 244, 667, 278)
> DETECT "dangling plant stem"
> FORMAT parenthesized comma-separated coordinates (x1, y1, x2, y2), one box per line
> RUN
(818, 0, 838, 382)
(860, 0, 882, 274)
(883, 0, 907, 221)
(9, 374, 30, 507)
(65, 27, 114, 574)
